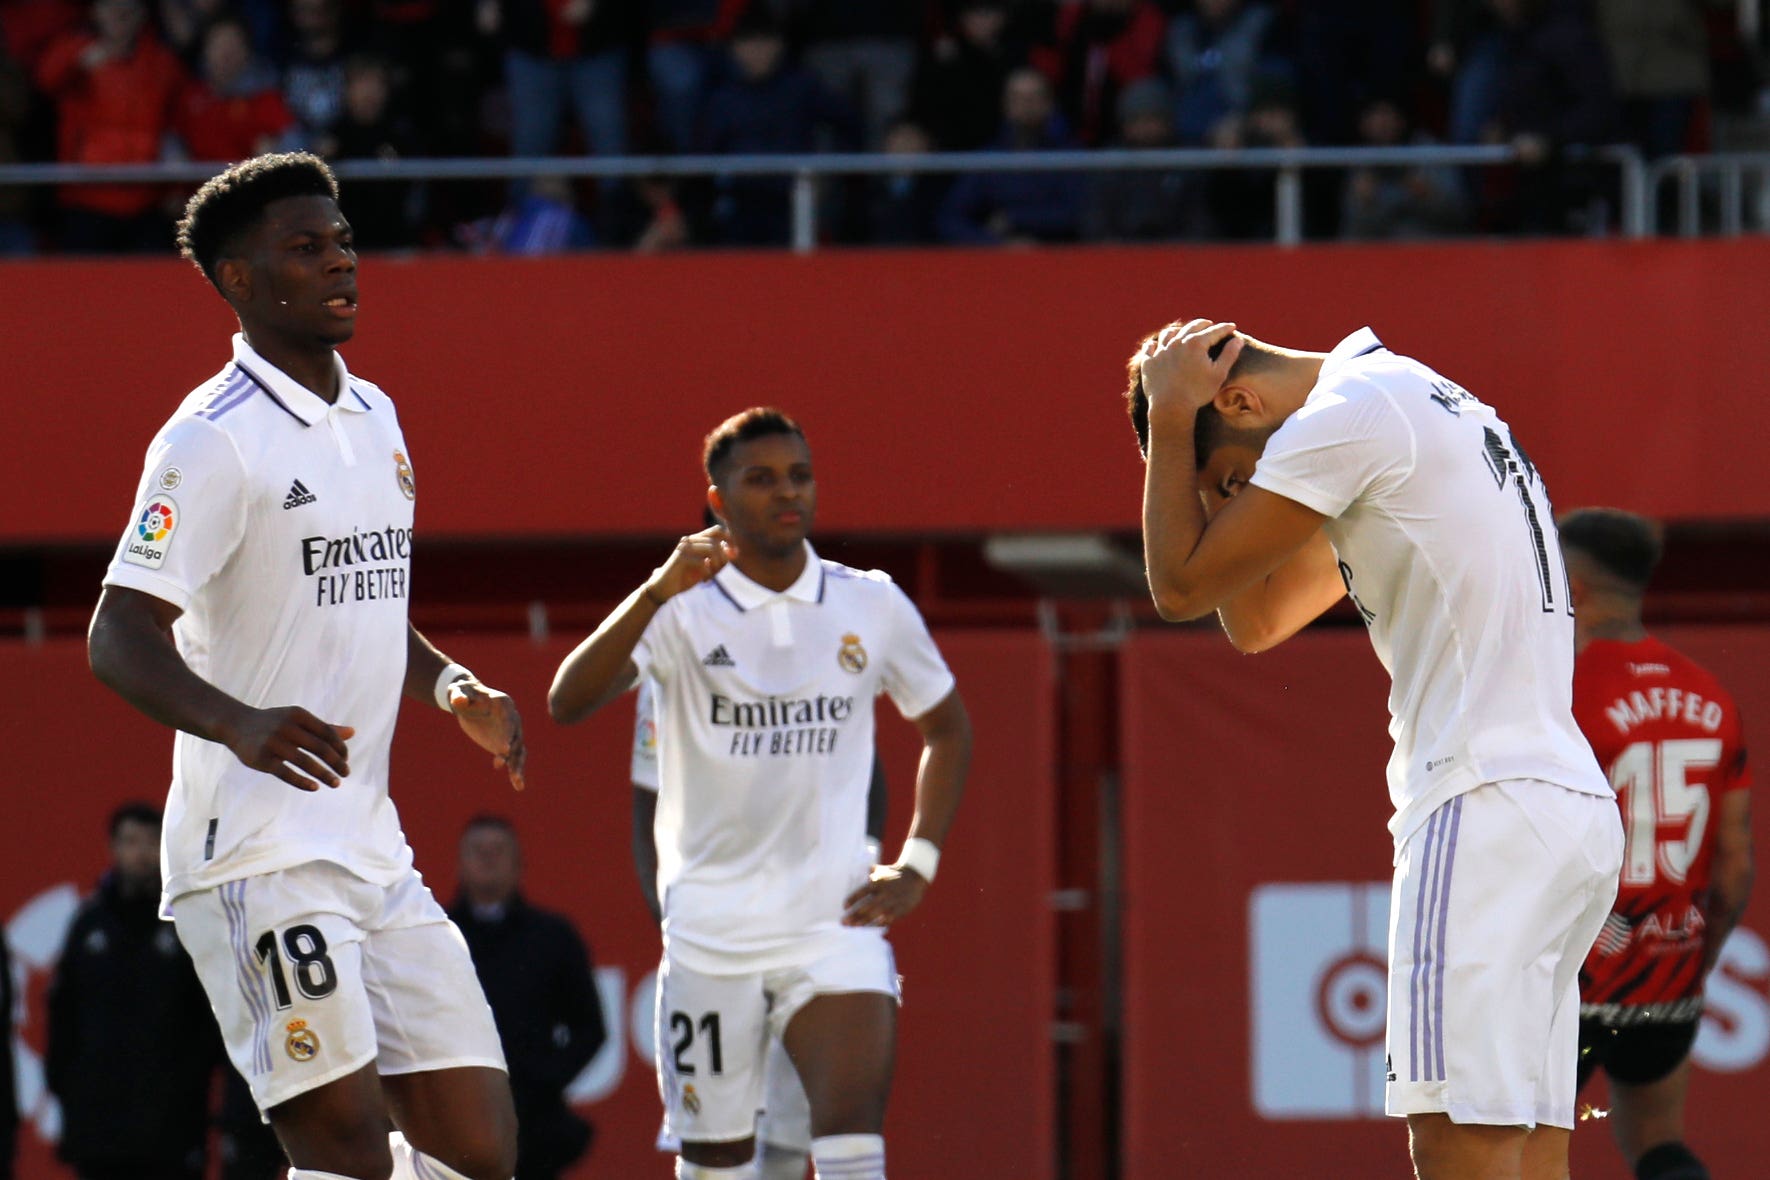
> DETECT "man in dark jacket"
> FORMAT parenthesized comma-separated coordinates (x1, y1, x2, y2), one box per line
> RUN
(47, 802, 221, 1180)
(450, 817, 606, 1180)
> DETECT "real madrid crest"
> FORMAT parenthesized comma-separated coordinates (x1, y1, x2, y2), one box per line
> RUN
(838, 633, 867, 674)
(682, 1084, 702, 1116)
(286, 1019, 321, 1062)
(393, 450, 416, 500)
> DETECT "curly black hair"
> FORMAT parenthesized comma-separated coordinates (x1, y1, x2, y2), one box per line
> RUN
(702, 408, 807, 484)
(176, 152, 340, 289)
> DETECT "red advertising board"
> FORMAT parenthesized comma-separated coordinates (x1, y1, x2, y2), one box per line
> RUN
(1120, 626, 1770, 1178)
(3, 630, 1055, 1179)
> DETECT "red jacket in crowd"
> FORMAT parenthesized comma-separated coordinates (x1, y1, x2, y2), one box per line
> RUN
(36, 29, 186, 216)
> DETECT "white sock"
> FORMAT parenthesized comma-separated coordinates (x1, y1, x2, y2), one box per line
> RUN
(810, 1134, 885, 1180)
(389, 1132, 485, 1180)
(676, 1159, 758, 1179)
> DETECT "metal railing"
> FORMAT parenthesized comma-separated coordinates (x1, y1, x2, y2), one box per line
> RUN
(0, 143, 1652, 251)
(1649, 151, 1770, 238)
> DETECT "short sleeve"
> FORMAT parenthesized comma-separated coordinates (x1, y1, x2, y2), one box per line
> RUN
(1247, 379, 1411, 520)
(102, 418, 248, 612)
(631, 677, 659, 791)
(630, 600, 681, 686)
(879, 584, 956, 720)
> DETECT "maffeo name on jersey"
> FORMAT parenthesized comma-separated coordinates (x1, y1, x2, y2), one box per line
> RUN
(301, 525, 414, 607)
(1603, 686, 1724, 737)
(710, 691, 854, 757)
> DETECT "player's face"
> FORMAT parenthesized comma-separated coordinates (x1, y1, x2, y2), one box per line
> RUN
(237, 194, 359, 347)
(1196, 440, 1265, 516)
(716, 433, 816, 557)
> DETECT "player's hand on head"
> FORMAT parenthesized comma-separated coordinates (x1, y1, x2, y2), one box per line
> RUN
(842, 864, 930, 929)
(448, 679, 527, 791)
(225, 706, 354, 793)
(647, 525, 736, 603)
(1140, 319, 1243, 418)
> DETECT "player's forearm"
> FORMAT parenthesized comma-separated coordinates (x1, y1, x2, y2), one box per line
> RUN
(403, 623, 459, 705)
(548, 586, 654, 724)
(88, 590, 255, 747)
(905, 694, 972, 851)
(1141, 406, 1212, 621)
(1214, 532, 1344, 654)
(1702, 851, 1755, 973)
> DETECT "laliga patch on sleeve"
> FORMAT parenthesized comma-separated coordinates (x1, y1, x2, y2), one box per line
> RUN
(124, 496, 179, 569)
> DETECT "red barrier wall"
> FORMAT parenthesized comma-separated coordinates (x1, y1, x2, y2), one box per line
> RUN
(2, 630, 1055, 1180)
(9, 239, 1770, 544)
(1120, 625, 1770, 1178)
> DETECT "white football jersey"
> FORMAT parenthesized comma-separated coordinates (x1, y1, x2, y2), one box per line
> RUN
(103, 334, 420, 908)
(631, 544, 954, 972)
(1248, 328, 1610, 843)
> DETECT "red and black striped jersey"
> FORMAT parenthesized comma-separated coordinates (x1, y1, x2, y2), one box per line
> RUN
(1575, 636, 1751, 1020)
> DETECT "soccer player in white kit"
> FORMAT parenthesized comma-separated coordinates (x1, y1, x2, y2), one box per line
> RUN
(550, 408, 973, 1180)
(87, 154, 525, 1180)
(1127, 320, 1624, 1180)
(631, 677, 894, 1180)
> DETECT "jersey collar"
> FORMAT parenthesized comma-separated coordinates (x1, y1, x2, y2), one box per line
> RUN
(1318, 327, 1386, 380)
(712, 542, 826, 612)
(231, 333, 368, 426)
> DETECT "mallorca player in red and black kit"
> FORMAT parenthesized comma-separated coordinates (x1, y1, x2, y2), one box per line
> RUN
(1563, 509, 1755, 1180)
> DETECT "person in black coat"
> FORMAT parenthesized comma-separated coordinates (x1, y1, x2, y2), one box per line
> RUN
(46, 802, 222, 1180)
(449, 816, 606, 1180)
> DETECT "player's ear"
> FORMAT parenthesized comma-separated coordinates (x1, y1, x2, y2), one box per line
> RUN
(215, 255, 251, 304)
(706, 485, 726, 524)
(1213, 383, 1265, 424)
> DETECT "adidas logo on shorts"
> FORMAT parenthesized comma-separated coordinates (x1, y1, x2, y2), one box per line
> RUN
(282, 479, 317, 510)
(702, 644, 736, 667)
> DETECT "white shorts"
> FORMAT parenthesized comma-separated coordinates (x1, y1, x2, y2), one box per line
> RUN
(655, 927, 899, 1146)
(656, 1037, 812, 1155)
(172, 861, 507, 1113)
(1385, 780, 1622, 1128)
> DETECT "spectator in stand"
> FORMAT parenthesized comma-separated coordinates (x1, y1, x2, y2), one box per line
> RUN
(630, 175, 690, 250)
(282, 0, 351, 149)
(330, 53, 420, 246)
(908, 0, 1024, 151)
(866, 116, 946, 243)
(646, 0, 745, 152)
(1479, 0, 1620, 233)
(46, 803, 223, 1180)
(1032, 0, 1165, 147)
(0, 44, 36, 254)
(1205, 77, 1305, 239)
(35, 0, 187, 251)
(698, 10, 859, 245)
(1339, 95, 1468, 239)
(1593, 0, 1713, 159)
(461, 174, 596, 252)
(157, 0, 228, 64)
(1083, 77, 1206, 242)
(798, 0, 923, 149)
(1166, 0, 1282, 146)
(478, 0, 637, 164)
(450, 816, 607, 1180)
(938, 65, 1084, 245)
(1292, 0, 1418, 145)
(175, 17, 296, 162)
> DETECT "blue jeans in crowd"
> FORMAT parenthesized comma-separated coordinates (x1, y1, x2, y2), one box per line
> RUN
(506, 47, 630, 159)
(646, 42, 711, 152)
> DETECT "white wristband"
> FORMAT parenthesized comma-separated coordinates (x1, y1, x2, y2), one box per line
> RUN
(894, 837, 940, 884)
(865, 837, 883, 865)
(433, 663, 474, 712)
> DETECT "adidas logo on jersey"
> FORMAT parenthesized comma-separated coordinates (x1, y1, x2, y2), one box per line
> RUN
(282, 479, 317, 510)
(702, 645, 736, 667)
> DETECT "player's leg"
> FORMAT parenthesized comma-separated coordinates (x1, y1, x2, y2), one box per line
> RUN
(355, 872, 515, 1180)
(756, 1035, 813, 1180)
(775, 930, 899, 1180)
(657, 955, 772, 1176)
(1604, 1022, 1705, 1179)
(170, 869, 391, 1179)
(1406, 1116, 1527, 1180)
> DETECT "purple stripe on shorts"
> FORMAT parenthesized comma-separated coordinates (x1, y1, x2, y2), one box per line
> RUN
(1431, 796, 1465, 1081)
(1408, 809, 1441, 1082)
(221, 881, 269, 1075)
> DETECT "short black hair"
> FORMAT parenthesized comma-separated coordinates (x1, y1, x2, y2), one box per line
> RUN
(702, 407, 807, 484)
(1558, 508, 1663, 594)
(109, 801, 162, 839)
(462, 813, 517, 839)
(1123, 328, 1267, 462)
(176, 152, 340, 289)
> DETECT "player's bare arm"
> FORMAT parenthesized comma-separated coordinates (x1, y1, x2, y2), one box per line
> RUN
(1702, 789, 1754, 976)
(1204, 484, 1345, 653)
(406, 623, 527, 790)
(548, 524, 734, 724)
(843, 689, 972, 928)
(88, 585, 353, 792)
(1140, 320, 1329, 623)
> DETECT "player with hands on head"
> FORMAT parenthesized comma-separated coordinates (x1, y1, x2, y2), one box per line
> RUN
(88, 152, 523, 1180)
(1127, 318, 1623, 1180)
(551, 407, 971, 1180)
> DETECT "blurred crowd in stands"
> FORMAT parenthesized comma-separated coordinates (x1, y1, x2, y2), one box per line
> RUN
(0, 0, 1765, 254)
